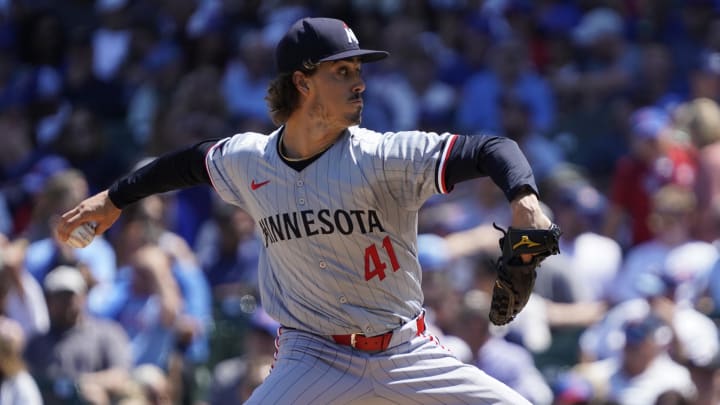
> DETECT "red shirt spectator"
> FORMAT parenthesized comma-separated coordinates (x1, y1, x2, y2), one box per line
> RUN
(604, 107, 698, 247)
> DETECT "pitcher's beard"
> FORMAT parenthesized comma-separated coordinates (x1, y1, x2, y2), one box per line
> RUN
(345, 107, 362, 126)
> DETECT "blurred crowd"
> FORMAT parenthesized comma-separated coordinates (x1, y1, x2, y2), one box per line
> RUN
(4, 0, 720, 404)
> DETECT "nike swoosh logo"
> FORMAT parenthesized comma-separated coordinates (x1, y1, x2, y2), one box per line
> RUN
(251, 179, 270, 190)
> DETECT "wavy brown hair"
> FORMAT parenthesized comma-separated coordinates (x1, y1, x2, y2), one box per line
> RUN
(265, 60, 319, 126)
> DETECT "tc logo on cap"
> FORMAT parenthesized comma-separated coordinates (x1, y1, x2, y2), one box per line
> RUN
(343, 23, 359, 45)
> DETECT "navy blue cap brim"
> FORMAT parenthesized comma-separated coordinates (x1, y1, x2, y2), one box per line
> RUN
(319, 49, 389, 64)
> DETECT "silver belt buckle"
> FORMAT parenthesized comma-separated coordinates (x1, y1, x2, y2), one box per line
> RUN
(350, 333, 359, 348)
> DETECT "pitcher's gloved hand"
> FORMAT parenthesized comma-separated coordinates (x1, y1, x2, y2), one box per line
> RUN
(489, 223, 562, 326)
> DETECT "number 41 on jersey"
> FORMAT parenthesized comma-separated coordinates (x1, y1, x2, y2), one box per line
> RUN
(364, 236, 400, 281)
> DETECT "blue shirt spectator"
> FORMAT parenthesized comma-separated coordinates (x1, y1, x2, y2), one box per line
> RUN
(24, 236, 117, 314)
(92, 244, 211, 368)
(477, 337, 554, 405)
(456, 38, 554, 135)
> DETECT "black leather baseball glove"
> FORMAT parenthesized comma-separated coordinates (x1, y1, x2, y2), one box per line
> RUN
(489, 223, 562, 326)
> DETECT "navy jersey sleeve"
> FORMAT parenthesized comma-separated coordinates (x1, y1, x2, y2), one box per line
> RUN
(443, 134, 538, 201)
(108, 139, 217, 209)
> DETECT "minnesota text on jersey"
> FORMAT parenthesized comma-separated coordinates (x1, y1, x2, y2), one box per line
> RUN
(257, 208, 385, 247)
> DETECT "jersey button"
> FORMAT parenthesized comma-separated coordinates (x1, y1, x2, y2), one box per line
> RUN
(339, 296, 347, 304)
(319, 261, 327, 268)
(296, 180, 304, 187)
(299, 198, 305, 205)
(365, 326, 373, 334)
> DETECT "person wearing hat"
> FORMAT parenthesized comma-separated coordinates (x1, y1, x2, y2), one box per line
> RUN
(57, 17, 555, 404)
(24, 265, 134, 405)
(573, 312, 697, 404)
(607, 315, 696, 404)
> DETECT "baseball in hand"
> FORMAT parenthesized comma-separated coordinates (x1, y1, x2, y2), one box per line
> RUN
(66, 222, 97, 248)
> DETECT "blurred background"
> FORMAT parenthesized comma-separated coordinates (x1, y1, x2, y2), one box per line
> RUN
(3, 0, 720, 404)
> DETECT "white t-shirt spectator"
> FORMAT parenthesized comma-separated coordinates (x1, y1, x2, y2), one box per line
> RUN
(608, 353, 696, 404)
(0, 370, 43, 405)
(4, 272, 49, 338)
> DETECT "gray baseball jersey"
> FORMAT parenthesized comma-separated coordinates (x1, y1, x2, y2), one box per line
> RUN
(104, 121, 535, 404)
(206, 126, 457, 337)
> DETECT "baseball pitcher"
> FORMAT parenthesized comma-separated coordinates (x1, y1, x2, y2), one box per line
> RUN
(56, 17, 560, 405)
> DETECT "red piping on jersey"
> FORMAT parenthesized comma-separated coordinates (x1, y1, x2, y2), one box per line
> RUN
(204, 139, 227, 192)
(438, 134, 458, 194)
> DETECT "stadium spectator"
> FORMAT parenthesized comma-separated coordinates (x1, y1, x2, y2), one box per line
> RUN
(64, 26, 128, 123)
(629, 43, 684, 113)
(207, 306, 278, 405)
(49, 107, 127, 195)
(91, 0, 133, 82)
(0, 315, 42, 405)
(456, 36, 555, 135)
(194, 202, 260, 365)
(607, 315, 696, 403)
(22, 169, 117, 313)
(416, 233, 473, 363)
(608, 184, 706, 304)
(0, 235, 48, 338)
(542, 173, 621, 303)
(454, 289, 553, 405)
(93, 239, 211, 403)
(194, 201, 259, 291)
(93, 244, 183, 368)
(675, 97, 720, 242)
(496, 90, 565, 184)
(104, 198, 212, 366)
(129, 364, 173, 405)
(24, 265, 133, 404)
(603, 107, 698, 247)
(143, 67, 225, 246)
(124, 22, 185, 149)
(363, 21, 457, 133)
(570, 7, 636, 103)
(220, 29, 276, 131)
(0, 108, 69, 237)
